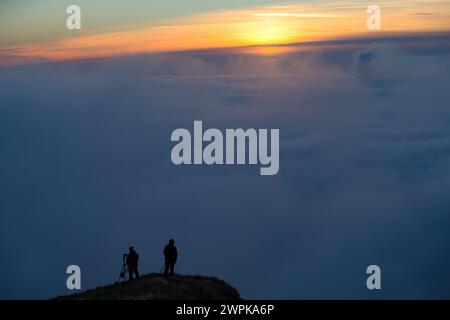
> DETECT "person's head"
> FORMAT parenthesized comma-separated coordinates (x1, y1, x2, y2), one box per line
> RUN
(129, 246, 134, 253)
(169, 239, 175, 245)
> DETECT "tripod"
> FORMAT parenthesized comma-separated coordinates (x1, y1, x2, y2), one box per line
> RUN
(118, 254, 129, 282)
(160, 262, 166, 274)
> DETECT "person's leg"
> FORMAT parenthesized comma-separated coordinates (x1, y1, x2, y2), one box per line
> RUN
(135, 267, 139, 278)
(169, 263, 175, 275)
(128, 267, 133, 281)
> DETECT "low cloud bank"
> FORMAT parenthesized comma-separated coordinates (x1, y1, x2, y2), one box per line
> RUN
(0, 35, 449, 299)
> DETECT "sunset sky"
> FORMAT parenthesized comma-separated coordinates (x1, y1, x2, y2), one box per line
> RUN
(1, 0, 449, 63)
(1, 0, 450, 300)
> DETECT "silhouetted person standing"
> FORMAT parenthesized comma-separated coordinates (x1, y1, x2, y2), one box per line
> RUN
(163, 239, 177, 276)
(126, 246, 139, 281)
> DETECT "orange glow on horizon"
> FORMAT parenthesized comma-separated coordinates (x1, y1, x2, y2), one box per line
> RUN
(1, 3, 449, 64)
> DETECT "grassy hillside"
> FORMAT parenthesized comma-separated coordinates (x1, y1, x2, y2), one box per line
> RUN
(54, 273, 241, 300)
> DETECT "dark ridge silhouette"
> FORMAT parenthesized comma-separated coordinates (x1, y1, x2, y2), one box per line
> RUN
(53, 273, 241, 300)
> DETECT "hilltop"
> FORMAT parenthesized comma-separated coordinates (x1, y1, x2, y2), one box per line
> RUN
(54, 273, 241, 300)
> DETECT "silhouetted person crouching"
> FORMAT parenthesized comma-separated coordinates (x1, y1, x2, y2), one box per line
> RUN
(126, 246, 139, 280)
(163, 239, 177, 276)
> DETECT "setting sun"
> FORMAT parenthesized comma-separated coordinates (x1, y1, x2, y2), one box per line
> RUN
(238, 18, 301, 45)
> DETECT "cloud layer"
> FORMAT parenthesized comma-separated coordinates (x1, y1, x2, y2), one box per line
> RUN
(0, 35, 450, 299)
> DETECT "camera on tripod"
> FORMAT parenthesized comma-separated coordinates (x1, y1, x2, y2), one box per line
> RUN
(117, 253, 129, 283)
